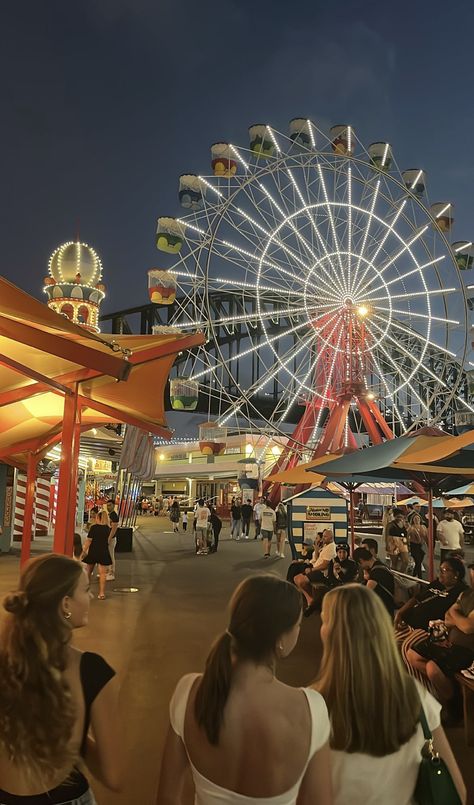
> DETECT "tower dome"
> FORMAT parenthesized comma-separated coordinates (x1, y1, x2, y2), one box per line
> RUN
(43, 240, 106, 333)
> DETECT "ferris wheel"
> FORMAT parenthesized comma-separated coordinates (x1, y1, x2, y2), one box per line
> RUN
(150, 119, 472, 460)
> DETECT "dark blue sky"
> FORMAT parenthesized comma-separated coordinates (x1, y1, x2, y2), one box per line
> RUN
(2, 0, 474, 315)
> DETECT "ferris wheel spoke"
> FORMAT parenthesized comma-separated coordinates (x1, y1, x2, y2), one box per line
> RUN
(365, 256, 446, 296)
(357, 224, 429, 298)
(355, 200, 407, 291)
(309, 323, 346, 444)
(366, 287, 456, 304)
(372, 313, 457, 358)
(368, 318, 446, 385)
(364, 322, 429, 411)
(317, 165, 347, 291)
(350, 179, 380, 295)
(373, 305, 459, 326)
(364, 348, 407, 433)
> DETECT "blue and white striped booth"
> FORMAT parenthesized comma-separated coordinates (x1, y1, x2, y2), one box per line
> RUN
(285, 487, 348, 560)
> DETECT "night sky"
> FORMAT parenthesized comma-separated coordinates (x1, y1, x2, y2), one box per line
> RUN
(3, 0, 474, 318)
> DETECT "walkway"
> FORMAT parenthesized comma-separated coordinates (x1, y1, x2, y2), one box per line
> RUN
(0, 519, 472, 803)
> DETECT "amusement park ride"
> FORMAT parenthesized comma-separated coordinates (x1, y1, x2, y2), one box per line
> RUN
(112, 118, 474, 499)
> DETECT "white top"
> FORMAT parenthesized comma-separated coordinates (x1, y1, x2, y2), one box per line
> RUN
(196, 506, 211, 528)
(311, 541, 336, 569)
(330, 682, 441, 805)
(253, 502, 265, 520)
(260, 507, 277, 531)
(170, 673, 330, 804)
(436, 519, 464, 549)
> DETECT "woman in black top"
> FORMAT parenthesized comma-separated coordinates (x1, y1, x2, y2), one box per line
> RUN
(81, 510, 113, 599)
(0, 554, 122, 802)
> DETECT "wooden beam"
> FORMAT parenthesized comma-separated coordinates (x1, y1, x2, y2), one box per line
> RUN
(0, 318, 131, 381)
(78, 394, 172, 439)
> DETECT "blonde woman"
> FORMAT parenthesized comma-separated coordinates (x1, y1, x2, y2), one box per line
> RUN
(81, 510, 113, 599)
(313, 584, 465, 805)
(0, 554, 122, 802)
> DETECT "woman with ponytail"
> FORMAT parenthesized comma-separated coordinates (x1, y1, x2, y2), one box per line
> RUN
(0, 553, 123, 803)
(157, 574, 332, 804)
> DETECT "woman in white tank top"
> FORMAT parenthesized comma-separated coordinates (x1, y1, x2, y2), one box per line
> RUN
(313, 584, 466, 805)
(157, 575, 332, 804)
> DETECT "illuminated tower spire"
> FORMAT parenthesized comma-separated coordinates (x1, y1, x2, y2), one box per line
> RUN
(43, 240, 106, 332)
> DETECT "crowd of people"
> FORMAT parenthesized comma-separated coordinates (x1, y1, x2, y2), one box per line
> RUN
(4, 493, 472, 803)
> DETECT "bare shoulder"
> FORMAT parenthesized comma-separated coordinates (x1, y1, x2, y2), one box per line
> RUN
(66, 645, 83, 671)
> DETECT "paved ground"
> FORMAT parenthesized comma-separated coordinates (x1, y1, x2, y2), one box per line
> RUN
(0, 519, 472, 804)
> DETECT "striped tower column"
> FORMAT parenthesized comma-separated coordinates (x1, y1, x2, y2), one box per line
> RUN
(14, 474, 53, 540)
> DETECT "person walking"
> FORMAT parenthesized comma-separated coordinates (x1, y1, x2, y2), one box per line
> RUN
(195, 498, 211, 555)
(407, 513, 428, 579)
(157, 575, 332, 804)
(182, 510, 188, 532)
(253, 497, 265, 539)
(106, 499, 119, 581)
(0, 554, 123, 802)
(276, 501, 288, 558)
(209, 506, 222, 553)
(80, 511, 114, 599)
(386, 508, 410, 572)
(313, 584, 466, 805)
(169, 497, 180, 533)
(260, 500, 277, 558)
(230, 498, 242, 540)
(437, 509, 465, 563)
(241, 498, 253, 538)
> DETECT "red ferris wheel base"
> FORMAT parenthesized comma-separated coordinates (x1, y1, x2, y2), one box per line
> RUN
(264, 395, 394, 506)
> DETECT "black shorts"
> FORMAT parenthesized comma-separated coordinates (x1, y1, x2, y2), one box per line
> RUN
(412, 638, 474, 677)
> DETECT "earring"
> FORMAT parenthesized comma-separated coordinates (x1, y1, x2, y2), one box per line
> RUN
(278, 642, 284, 655)
(64, 611, 72, 620)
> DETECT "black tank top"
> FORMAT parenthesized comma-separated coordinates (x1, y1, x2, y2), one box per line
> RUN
(0, 652, 115, 804)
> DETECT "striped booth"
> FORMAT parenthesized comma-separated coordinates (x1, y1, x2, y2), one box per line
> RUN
(285, 487, 348, 560)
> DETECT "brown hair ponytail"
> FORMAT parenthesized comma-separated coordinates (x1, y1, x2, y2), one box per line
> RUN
(194, 574, 302, 745)
(0, 554, 83, 785)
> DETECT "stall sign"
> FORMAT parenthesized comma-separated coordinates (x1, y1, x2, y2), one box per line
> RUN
(306, 505, 330, 521)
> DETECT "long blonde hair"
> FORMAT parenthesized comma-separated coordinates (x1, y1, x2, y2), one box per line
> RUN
(0, 554, 83, 785)
(315, 584, 421, 756)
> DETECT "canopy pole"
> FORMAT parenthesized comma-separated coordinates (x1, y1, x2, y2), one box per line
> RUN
(428, 486, 434, 581)
(350, 486, 355, 553)
(21, 452, 38, 566)
(53, 386, 78, 554)
(65, 403, 82, 557)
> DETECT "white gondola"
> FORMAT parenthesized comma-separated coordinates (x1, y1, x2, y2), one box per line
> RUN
(330, 124, 354, 155)
(248, 124, 275, 159)
(156, 217, 185, 254)
(402, 169, 425, 197)
(368, 142, 392, 171)
(452, 241, 474, 270)
(179, 174, 206, 210)
(169, 377, 199, 411)
(147, 269, 177, 305)
(289, 118, 312, 149)
(430, 202, 453, 233)
(198, 421, 227, 456)
(211, 143, 237, 177)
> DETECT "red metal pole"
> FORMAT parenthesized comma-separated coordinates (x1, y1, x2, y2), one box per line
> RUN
(428, 486, 434, 581)
(53, 387, 78, 554)
(64, 403, 82, 557)
(21, 452, 37, 566)
(350, 487, 355, 554)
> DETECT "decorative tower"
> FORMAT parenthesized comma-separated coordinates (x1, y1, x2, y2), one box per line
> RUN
(43, 240, 106, 332)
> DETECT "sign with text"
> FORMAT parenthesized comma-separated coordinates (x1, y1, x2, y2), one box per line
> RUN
(304, 521, 331, 541)
(306, 505, 331, 521)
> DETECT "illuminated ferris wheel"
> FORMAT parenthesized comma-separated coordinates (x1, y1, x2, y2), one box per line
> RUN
(151, 119, 471, 459)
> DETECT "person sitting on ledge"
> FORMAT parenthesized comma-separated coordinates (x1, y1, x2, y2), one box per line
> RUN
(303, 542, 358, 618)
(293, 530, 336, 606)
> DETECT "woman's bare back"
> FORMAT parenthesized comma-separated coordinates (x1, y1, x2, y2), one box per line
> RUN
(184, 673, 312, 798)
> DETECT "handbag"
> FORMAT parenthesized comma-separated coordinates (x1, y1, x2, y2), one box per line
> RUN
(414, 707, 461, 804)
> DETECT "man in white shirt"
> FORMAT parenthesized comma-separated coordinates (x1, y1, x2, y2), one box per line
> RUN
(437, 509, 464, 563)
(253, 498, 265, 539)
(294, 530, 336, 604)
(195, 499, 211, 555)
(260, 501, 277, 558)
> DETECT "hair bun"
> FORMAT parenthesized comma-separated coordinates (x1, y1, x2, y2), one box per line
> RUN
(4, 591, 29, 615)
